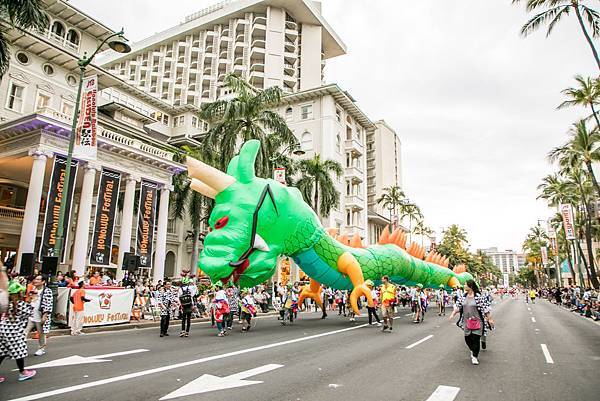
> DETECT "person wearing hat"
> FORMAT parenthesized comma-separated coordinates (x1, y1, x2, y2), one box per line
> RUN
(0, 281, 37, 382)
(240, 288, 256, 332)
(158, 281, 175, 337)
(364, 280, 382, 326)
(177, 276, 197, 338)
(413, 283, 425, 323)
(212, 282, 230, 336)
(379, 275, 397, 332)
(437, 284, 448, 317)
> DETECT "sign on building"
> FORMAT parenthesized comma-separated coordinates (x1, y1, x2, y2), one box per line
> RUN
(74, 75, 98, 160)
(541, 247, 548, 265)
(560, 204, 576, 240)
(273, 167, 286, 185)
(136, 180, 158, 268)
(39, 155, 78, 263)
(89, 169, 121, 266)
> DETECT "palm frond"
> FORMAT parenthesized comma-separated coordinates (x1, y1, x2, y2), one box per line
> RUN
(581, 5, 600, 38)
(519, 5, 570, 36)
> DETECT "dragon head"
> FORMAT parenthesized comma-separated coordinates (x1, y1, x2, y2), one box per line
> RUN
(187, 140, 310, 288)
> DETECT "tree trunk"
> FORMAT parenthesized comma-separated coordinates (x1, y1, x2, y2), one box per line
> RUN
(574, 4, 600, 71)
(581, 200, 600, 288)
(313, 181, 319, 216)
(585, 160, 600, 200)
(190, 228, 199, 273)
(575, 239, 594, 286)
(590, 103, 600, 130)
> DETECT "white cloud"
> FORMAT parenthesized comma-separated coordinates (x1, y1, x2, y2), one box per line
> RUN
(72, 0, 597, 251)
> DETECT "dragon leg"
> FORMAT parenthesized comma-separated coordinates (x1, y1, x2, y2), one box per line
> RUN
(338, 252, 374, 316)
(448, 276, 461, 289)
(298, 278, 323, 310)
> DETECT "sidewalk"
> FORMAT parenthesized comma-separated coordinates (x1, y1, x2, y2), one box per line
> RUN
(47, 310, 280, 337)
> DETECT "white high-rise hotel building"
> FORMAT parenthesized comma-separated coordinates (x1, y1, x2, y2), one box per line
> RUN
(0, 0, 402, 280)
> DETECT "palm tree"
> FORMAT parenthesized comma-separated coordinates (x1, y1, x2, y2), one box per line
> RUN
(442, 224, 468, 249)
(413, 220, 433, 247)
(558, 75, 600, 128)
(376, 185, 406, 225)
(199, 74, 297, 178)
(0, 0, 48, 76)
(513, 0, 600, 70)
(399, 203, 423, 241)
(171, 147, 214, 271)
(549, 119, 600, 199)
(295, 154, 343, 218)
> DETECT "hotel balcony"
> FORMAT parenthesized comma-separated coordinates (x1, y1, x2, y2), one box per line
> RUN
(345, 138, 364, 156)
(345, 193, 365, 209)
(285, 20, 298, 30)
(345, 165, 364, 182)
(44, 29, 80, 53)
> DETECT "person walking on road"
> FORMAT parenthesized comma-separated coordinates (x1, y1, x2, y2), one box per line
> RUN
(177, 277, 197, 338)
(449, 280, 494, 365)
(158, 282, 175, 337)
(380, 275, 396, 332)
(213, 286, 230, 337)
(240, 288, 256, 332)
(365, 280, 382, 326)
(0, 281, 37, 382)
(529, 289, 536, 304)
(437, 284, 448, 316)
(70, 281, 91, 336)
(24, 274, 53, 356)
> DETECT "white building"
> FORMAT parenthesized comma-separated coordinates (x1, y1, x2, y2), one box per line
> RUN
(366, 120, 403, 244)
(0, 0, 404, 282)
(481, 247, 524, 275)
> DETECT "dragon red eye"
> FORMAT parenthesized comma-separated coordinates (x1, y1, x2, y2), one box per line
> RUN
(214, 216, 229, 229)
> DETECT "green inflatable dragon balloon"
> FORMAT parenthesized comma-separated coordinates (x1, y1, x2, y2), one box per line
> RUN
(187, 140, 474, 315)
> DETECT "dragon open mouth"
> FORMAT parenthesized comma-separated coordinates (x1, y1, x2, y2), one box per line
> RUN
(225, 234, 269, 283)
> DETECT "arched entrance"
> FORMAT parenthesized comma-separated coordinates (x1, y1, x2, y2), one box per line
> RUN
(165, 251, 176, 278)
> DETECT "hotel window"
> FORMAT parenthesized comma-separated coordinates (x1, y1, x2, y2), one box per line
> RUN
(285, 106, 293, 122)
(6, 82, 24, 112)
(66, 29, 80, 46)
(300, 104, 312, 120)
(336, 134, 341, 153)
(335, 108, 341, 122)
(300, 131, 312, 151)
(60, 100, 74, 116)
(35, 91, 51, 110)
(174, 115, 185, 127)
(51, 21, 66, 38)
(191, 115, 199, 128)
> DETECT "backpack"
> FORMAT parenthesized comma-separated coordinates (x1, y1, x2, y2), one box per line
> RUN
(179, 286, 193, 307)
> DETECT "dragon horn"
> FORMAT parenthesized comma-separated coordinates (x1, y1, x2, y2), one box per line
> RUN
(350, 233, 364, 248)
(190, 178, 217, 199)
(389, 228, 401, 244)
(326, 227, 339, 237)
(394, 231, 407, 249)
(186, 157, 236, 194)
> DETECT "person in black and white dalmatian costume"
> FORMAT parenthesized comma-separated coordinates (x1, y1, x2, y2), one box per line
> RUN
(0, 281, 37, 383)
(25, 273, 53, 356)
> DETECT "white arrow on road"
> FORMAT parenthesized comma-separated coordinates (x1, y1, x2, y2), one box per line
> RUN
(159, 364, 284, 400)
(24, 349, 149, 369)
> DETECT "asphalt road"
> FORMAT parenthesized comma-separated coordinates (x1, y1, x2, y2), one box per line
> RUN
(1, 296, 599, 401)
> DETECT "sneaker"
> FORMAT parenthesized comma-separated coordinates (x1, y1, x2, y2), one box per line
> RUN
(160, 333, 164, 337)
(217, 332, 224, 337)
(389, 326, 393, 331)
(34, 349, 46, 357)
(349, 318, 355, 322)
(376, 322, 382, 327)
(164, 333, 170, 336)
(0, 376, 6, 384)
(18, 370, 36, 381)
(381, 325, 388, 332)
(481, 341, 487, 350)
(184, 332, 189, 337)
(227, 327, 232, 331)
(179, 331, 185, 337)
(471, 356, 479, 365)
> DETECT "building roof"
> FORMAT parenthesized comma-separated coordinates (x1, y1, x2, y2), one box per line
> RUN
(42, 0, 117, 44)
(281, 83, 376, 130)
(99, 0, 346, 65)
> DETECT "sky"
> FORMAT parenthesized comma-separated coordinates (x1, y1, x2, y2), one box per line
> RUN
(72, 0, 598, 252)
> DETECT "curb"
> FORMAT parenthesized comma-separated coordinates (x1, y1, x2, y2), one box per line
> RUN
(47, 310, 279, 337)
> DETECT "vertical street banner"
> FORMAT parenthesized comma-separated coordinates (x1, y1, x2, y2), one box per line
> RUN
(136, 180, 158, 269)
(541, 247, 548, 265)
(549, 237, 558, 256)
(89, 169, 122, 266)
(559, 203, 576, 240)
(74, 75, 98, 160)
(273, 167, 286, 185)
(39, 155, 78, 263)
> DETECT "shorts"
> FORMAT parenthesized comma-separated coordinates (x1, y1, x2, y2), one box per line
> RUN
(381, 305, 394, 318)
(241, 311, 252, 322)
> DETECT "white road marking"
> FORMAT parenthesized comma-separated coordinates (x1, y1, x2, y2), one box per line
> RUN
(20, 349, 149, 370)
(541, 344, 554, 364)
(531, 317, 536, 323)
(425, 385, 461, 401)
(527, 307, 531, 311)
(406, 334, 434, 349)
(8, 324, 368, 401)
(159, 364, 283, 400)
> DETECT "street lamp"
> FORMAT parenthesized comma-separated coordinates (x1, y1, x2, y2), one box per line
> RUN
(54, 29, 131, 265)
(269, 142, 305, 164)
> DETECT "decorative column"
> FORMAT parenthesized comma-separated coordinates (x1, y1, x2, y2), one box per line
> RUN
(153, 185, 171, 283)
(16, 150, 49, 271)
(71, 163, 98, 276)
(116, 175, 138, 281)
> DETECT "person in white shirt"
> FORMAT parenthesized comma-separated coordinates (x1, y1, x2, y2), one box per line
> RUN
(24, 274, 53, 356)
(240, 289, 257, 332)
